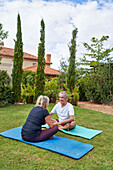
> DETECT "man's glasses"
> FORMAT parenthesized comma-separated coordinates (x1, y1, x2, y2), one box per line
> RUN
(59, 96, 64, 99)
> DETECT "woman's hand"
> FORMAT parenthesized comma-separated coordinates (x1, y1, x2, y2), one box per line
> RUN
(45, 116, 58, 128)
(53, 121, 59, 126)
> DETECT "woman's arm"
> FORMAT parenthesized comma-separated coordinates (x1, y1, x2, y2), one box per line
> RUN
(45, 115, 58, 128)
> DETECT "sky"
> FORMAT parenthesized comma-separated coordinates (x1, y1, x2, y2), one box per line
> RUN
(0, 0, 113, 70)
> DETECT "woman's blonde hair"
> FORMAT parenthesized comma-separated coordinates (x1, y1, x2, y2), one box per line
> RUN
(35, 95, 49, 107)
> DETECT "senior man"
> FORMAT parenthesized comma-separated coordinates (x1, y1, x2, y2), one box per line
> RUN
(50, 91, 76, 130)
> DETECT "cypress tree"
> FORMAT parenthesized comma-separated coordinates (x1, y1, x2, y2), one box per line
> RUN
(35, 19, 45, 99)
(12, 14, 23, 103)
(67, 27, 78, 93)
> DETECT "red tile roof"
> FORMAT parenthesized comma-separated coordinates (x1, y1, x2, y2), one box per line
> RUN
(0, 47, 37, 60)
(24, 64, 61, 76)
(0, 47, 60, 76)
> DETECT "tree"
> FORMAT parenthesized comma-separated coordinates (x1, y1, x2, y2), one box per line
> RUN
(80, 36, 113, 104)
(0, 23, 8, 49)
(35, 19, 45, 99)
(67, 27, 78, 93)
(58, 57, 68, 89)
(0, 23, 8, 63)
(59, 57, 68, 72)
(81, 36, 113, 69)
(12, 14, 23, 103)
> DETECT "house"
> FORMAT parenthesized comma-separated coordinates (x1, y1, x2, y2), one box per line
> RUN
(0, 43, 61, 78)
(24, 64, 61, 78)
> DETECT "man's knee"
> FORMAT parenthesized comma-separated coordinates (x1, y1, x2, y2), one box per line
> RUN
(65, 121, 76, 131)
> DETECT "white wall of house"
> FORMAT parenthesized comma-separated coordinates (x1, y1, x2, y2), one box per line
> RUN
(0, 56, 37, 77)
(0, 57, 13, 77)
(23, 60, 37, 68)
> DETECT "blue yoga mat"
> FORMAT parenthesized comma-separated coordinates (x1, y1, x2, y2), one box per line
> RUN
(42, 124, 102, 139)
(0, 127, 94, 159)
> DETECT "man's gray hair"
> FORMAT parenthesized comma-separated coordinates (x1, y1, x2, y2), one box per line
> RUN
(59, 91, 68, 99)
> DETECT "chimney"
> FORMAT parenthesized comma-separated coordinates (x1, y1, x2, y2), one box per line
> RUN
(46, 54, 51, 63)
(45, 54, 52, 67)
(0, 42, 4, 47)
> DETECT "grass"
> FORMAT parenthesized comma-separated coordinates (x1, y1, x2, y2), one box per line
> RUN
(0, 103, 113, 169)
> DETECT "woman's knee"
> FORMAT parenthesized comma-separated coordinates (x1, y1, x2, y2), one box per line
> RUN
(52, 125, 59, 133)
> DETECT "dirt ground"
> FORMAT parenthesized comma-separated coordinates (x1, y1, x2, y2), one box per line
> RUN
(78, 101, 113, 115)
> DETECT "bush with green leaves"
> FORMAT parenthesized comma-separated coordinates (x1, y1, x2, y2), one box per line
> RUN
(22, 70, 35, 88)
(78, 77, 88, 101)
(79, 35, 113, 104)
(0, 70, 12, 106)
(58, 72, 66, 89)
(83, 65, 113, 104)
(83, 73, 101, 103)
(44, 77, 60, 102)
(21, 84, 35, 104)
(63, 83, 79, 106)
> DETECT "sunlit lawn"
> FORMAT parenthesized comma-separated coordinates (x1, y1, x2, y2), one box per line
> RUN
(0, 103, 113, 169)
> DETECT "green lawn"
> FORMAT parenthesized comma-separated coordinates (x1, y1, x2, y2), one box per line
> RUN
(0, 103, 113, 170)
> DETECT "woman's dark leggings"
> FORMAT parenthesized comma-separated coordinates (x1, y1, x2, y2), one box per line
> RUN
(22, 126, 58, 142)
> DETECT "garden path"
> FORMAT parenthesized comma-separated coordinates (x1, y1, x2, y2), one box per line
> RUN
(78, 101, 113, 115)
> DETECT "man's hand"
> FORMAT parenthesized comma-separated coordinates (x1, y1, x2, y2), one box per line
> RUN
(50, 118, 57, 123)
(53, 122, 59, 126)
(49, 112, 53, 116)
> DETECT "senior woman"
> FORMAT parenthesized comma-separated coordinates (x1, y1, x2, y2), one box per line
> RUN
(21, 95, 58, 142)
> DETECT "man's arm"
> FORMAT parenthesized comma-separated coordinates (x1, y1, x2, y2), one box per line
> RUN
(49, 112, 54, 116)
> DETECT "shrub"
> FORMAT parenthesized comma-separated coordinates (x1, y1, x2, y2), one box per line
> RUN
(21, 85, 35, 104)
(83, 71, 113, 104)
(44, 89, 57, 103)
(22, 70, 35, 88)
(58, 72, 66, 89)
(63, 84, 79, 106)
(44, 77, 60, 103)
(78, 77, 87, 101)
(0, 70, 12, 106)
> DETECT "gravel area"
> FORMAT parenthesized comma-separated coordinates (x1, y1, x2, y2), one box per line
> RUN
(78, 101, 113, 115)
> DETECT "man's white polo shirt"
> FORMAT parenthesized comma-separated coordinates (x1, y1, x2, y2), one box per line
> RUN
(51, 102, 75, 122)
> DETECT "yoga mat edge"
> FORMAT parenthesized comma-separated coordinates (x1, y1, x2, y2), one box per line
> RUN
(42, 124, 102, 139)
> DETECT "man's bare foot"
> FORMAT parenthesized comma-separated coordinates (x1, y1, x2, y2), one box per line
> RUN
(58, 125, 64, 129)
(58, 124, 69, 129)
(58, 124, 76, 131)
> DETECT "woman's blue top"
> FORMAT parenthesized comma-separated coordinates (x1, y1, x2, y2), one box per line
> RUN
(21, 106, 49, 139)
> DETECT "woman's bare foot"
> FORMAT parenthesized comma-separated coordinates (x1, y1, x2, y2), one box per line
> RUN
(58, 124, 75, 131)
(49, 136, 53, 139)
